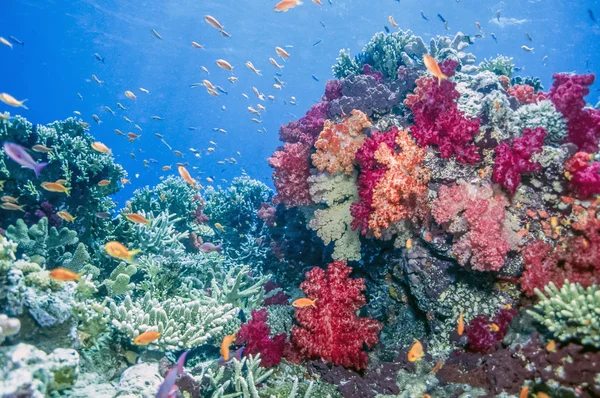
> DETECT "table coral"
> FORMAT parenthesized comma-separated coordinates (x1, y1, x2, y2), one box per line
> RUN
(547, 73, 600, 152)
(290, 260, 382, 370)
(268, 143, 312, 209)
(492, 126, 547, 194)
(368, 128, 430, 238)
(404, 59, 481, 164)
(433, 183, 512, 272)
(311, 110, 371, 175)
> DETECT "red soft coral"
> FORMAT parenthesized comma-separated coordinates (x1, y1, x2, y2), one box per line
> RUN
(433, 183, 511, 272)
(279, 102, 330, 146)
(466, 309, 517, 353)
(290, 260, 382, 370)
(404, 59, 481, 164)
(268, 143, 312, 208)
(547, 73, 600, 153)
(507, 84, 545, 104)
(236, 309, 286, 368)
(492, 127, 547, 194)
(565, 152, 600, 198)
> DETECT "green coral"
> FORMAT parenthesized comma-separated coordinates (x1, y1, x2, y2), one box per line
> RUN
(5, 217, 90, 271)
(478, 55, 514, 78)
(510, 100, 568, 146)
(332, 49, 361, 79)
(209, 265, 268, 310)
(104, 262, 137, 297)
(360, 30, 416, 79)
(307, 172, 361, 261)
(527, 280, 600, 347)
(206, 354, 274, 398)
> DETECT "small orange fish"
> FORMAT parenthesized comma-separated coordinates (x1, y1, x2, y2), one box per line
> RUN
(126, 213, 149, 224)
(1, 195, 19, 203)
(134, 330, 160, 345)
(520, 386, 529, 398)
(49, 267, 81, 281)
(546, 339, 556, 353)
(214, 222, 225, 231)
(216, 59, 234, 71)
(91, 142, 111, 154)
(458, 312, 464, 335)
(220, 333, 237, 361)
(292, 298, 318, 308)
(423, 54, 448, 86)
(431, 359, 443, 374)
(408, 339, 424, 362)
(489, 323, 500, 332)
(423, 395, 431, 398)
(57, 211, 76, 223)
(105, 241, 141, 263)
(406, 238, 413, 249)
(41, 182, 71, 196)
(127, 132, 141, 140)
(0, 202, 25, 212)
(178, 166, 196, 187)
(274, 0, 303, 12)
(98, 179, 110, 187)
(121, 178, 131, 185)
(535, 393, 550, 398)
(32, 144, 53, 153)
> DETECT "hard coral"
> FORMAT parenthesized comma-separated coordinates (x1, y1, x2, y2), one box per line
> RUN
(268, 143, 312, 209)
(404, 59, 481, 164)
(279, 102, 329, 146)
(433, 183, 511, 272)
(236, 309, 286, 368)
(565, 152, 600, 197)
(290, 260, 382, 370)
(311, 110, 371, 175)
(492, 127, 547, 194)
(368, 128, 430, 238)
(547, 73, 600, 152)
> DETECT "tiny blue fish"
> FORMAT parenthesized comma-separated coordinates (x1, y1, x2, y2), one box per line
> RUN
(384, 26, 390, 33)
(491, 33, 497, 43)
(313, 39, 323, 46)
(320, 21, 326, 28)
(437, 13, 446, 23)
(420, 11, 429, 21)
(215, 86, 228, 95)
(93, 53, 104, 63)
(8, 36, 24, 46)
(589, 9, 596, 22)
(312, 75, 319, 81)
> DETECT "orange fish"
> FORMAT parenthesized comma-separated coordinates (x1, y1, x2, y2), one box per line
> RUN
(0, 202, 25, 212)
(178, 166, 197, 187)
(292, 298, 318, 308)
(57, 211, 76, 223)
(49, 267, 82, 281)
(405, 238, 413, 249)
(458, 312, 464, 335)
(489, 323, 500, 332)
(221, 333, 237, 361)
(520, 386, 529, 398)
(423, 395, 431, 398)
(126, 213, 149, 224)
(274, 0, 303, 12)
(546, 339, 556, 352)
(536, 393, 550, 398)
(134, 330, 161, 345)
(105, 241, 141, 263)
(431, 359, 443, 374)
(408, 339, 424, 362)
(98, 179, 110, 187)
(423, 54, 448, 86)
(91, 142, 111, 153)
(41, 182, 71, 196)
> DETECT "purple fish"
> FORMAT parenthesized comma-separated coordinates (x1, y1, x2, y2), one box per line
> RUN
(3, 142, 48, 177)
(156, 350, 188, 398)
(199, 242, 222, 253)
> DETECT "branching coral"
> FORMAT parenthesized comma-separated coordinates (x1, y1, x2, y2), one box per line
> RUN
(527, 281, 600, 347)
(368, 128, 430, 238)
(405, 59, 481, 164)
(492, 127, 547, 194)
(268, 143, 312, 209)
(433, 183, 512, 272)
(312, 110, 370, 175)
(205, 354, 274, 398)
(290, 260, 382, 370)
(547, 73, 600, 152)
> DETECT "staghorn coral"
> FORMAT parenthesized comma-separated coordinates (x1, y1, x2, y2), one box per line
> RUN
(103, 262, 137, 297)
(311, 110, 370, 175)
(527, 280, 600, 347)
(209, 265, 268, 310)
(368, 127, 430, 238)
(433, 182, 512, 272)
(109, 291, 238, 350)
(308, 172, 361, 261)
(290, 260, 382, 370)
(269, 143, 312, 209)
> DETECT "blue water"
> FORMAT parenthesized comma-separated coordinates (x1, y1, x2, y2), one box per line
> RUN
(2, 0, 599, 202)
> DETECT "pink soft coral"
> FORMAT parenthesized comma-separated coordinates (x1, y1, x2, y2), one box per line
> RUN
(466, 309, 517, 353)
(279, 102, 330, 146)
(368, 128, 430, 238)
(290, 260, 382, 370)
(493, 127, 547, 194)
(236, 309, 286, 368)
(268, 143, 312, 208)
(311, 109, 371, 175)
(404, 59, 481, 164)
(507, 84, 545, 105)
(565, 152, 600, 198)
(547, 73, 600, 153)
(433, 183, 511, 272)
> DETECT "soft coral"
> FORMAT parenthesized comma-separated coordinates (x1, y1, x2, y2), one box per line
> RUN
(236, 309, 286, 368)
